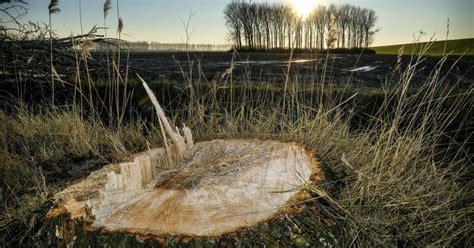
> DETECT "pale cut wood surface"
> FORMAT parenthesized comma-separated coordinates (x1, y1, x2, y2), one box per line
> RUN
(50, 139, 320, 238)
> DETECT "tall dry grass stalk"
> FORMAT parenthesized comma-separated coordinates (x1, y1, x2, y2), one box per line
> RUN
(171, 13, 196, 119)
(48, 0, 60, 106)
(78, 0, 84, 35)
(103, 0, 114, 122)
(115, 0, 124, 125)
(443, 18, 450, 56)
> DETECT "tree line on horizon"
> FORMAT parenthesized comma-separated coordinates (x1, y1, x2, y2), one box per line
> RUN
(94, 41, 231, 52)
(224, 1, 378, 51)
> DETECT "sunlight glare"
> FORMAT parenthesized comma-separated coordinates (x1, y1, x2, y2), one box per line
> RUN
(291, 0, 316, 19)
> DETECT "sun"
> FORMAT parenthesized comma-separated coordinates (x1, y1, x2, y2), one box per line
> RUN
(291, 0, 316, 19)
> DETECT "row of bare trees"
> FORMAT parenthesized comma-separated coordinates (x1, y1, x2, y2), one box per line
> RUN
(224, 1, 378, 50)
(95, 41, 231, 51)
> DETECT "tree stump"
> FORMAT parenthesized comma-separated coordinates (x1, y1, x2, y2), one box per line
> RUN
(46, 77, 323, 246)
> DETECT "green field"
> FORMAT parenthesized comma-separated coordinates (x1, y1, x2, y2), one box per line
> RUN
(372, 38, 474, 56)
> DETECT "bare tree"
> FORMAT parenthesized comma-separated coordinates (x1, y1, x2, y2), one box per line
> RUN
(337, 4, 351, 48)
(363, 9, 378, 47)
(348, 6, 360, 48)
(224, 1, 243, 49)
(223, 1, 378, 50)
(314, 5, 327, 50)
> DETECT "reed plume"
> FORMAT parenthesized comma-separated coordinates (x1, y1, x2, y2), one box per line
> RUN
(395, 45, 404, 72)
(104, 0, 112, 18)
(48, 0, 60, 14)
(326, 13, 339, 49)
(79, 40, 96, 59)
(118, 17, 124, 34)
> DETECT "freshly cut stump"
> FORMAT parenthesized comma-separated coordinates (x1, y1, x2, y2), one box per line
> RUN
(48, 139, 321, 241)
(47, 77, 322, 245)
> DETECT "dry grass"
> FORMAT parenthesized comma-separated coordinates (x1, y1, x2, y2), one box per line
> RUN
(0, 109, 166, 246)
(0, 25, 472, 247)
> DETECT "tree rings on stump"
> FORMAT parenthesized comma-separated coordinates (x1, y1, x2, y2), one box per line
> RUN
(48, 139, 321, 243)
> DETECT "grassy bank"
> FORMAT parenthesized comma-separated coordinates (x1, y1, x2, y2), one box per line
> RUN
(372, 38, 474, 56)
(1, 38, 473, 246)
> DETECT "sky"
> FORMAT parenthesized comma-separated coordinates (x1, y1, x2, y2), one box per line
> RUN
(6, 0, 474, 46)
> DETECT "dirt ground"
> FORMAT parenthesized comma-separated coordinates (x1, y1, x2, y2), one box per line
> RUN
(117, 52, 474, 87)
